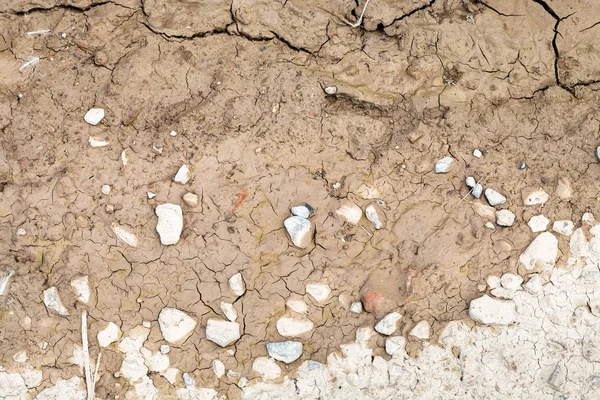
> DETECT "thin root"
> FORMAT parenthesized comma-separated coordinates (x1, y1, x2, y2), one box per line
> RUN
(342, 0, 371, 28)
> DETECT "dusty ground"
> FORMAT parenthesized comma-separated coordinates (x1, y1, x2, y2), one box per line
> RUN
(1, 0, 600, 399)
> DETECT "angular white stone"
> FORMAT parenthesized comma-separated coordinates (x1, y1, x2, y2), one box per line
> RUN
(524, 274, 543, 295)
(365, 205, 384, 229)
(519, 232, 559, 270)
(252, 357, 281, 380)
(276, 317, 314, 337)
(70, 276, 90, 304)
(528, 215, 549, 232)
(161, 367, 179, 385)
(385, 336, 406, 356)
(147, 192, 156, 199)
(267, 341, 303, 364)
(552, 220, 574, 236)
(471, 184, 483, 198)
(158, 308, 196, 345)
(324, 86, 337, 95)
(473, 149, 482, 158)
(306, 283, 331, 302)
(21, 369, 43, 388)
(220, 302, 238, 322)
(173, 164, 191, 184)
(111, 223, 138, 247)
(291, 205, 311, 218)
(522, 188, 549, 206)
(155, 203, 183, 245)
(469, 294, 515, 325)
(205, 319, 240, 347)
(409, 320, 430, 339)
(350, 301, 363, 314)
(13, 350, 28, 363)
(97, 322, 121, 347)
(582, 212, 595, 225)
(465, 176, 476, 188)
(43, 287, 69, 316)
(500, 273, 523, 291)
(486, 275, 500, 289)
(496, 210, 515, 227)
(229, 273, 245, 296)
(335, 203, 363, 225)
(160, 344, 170, 354)
(120, 149, 129, 167)
(284, 216, 312, 248)
(213, 360, 225, 378)
(434, 157, 454, 173)
(286, 298, 308, 314)
(374, 312, 402, 335)
(569, 228, 589, 260)
(101, 184, 111, 195)
(88, 136, 109, 147)
(182, 192, 198, 207)
(140, 348, 170, 373)
(484, 188, 506, 206)
(84, 108, 104, 125)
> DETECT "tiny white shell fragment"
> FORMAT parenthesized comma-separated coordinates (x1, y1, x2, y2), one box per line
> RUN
(88, 137, 109, 147)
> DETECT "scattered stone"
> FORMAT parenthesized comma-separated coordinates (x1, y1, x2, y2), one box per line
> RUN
(473, 202, 496, 220)
(374, 312, 402, 335)
(434, 157, 454, 173)
(365, 204, 384, 229)
(182, 193, 199, 207)
(324, 86, 337, 95)
(500, 273, 523, 291)
(70, 275, 90, 304)
(465, 176, 476, 188)
(16, 228, 26, 236)
(205, 319, 241, 347)
(484, 222, 495, 230)
(484, 188, 506, 206)
(350, 302, 363, 314)
(496, 210, 515, 227)
(335, 202, 363, 225)
(468, 294, 516, 325)
(121, 149, 129, 167)
(237, 377, 248, 388)
(147, 192, 156, 199)
(84, 108, 105, 125)
(552, 220, 574, 236)
(158, 308, 197, 345)
(524, 274, 543, 294)
(409, 320, 430, 340)
(101, 184, 111, 195)
(169, 130, 177, 137)
(522, 187, 549, 206)
(155, 203, 183, 245)
(286, 298, 308, 314)
(43, 287, 69, 316)
(21, 369, 43, 388)
(88, 136, 109, 147)
(152, 145, 163, 154)
(111, 223, 138, 247)
(173, 164, 191, 184)
(477, 284, 487, 292)
(596, 146, 600, 162)
(548, 364, 565, 389)
(266, 341, 303, 364)
(486, 275, 500, 289)
(220, 302, 238, 322)
(471, 184, 483, 198)
(183, 372, 194, 387)
(276, 317, 314, 337)
(291, 204, 312, 218)
(473, 149, 482, 158)
(582, 212, 596, 226)
(13, 351, 28, 363)
(98, 322, 121, 347)
(143, 321, 151, 328)
(519, 232, 558, 270)
(228, 273, 245, 296)
(305, 283, 331, 302)
(252, 357, 281, 380)
(385, 336, 406, 356)
(519, 161, 527, 170)
(528, 215, 549, 232)
(160, 345, 170, 354)
(554, 177, 572, 200)
(140, 348, 169, 373)
(213, 360, 225, 378)
(284, 216, 312, 248)
(162, 368, 178, 384)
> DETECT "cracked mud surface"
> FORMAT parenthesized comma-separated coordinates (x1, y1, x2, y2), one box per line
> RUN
(1, 0, 600, 399)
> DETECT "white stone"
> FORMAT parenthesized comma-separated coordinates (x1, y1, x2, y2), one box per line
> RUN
(183, 192, 198, 207)
(286, 298, 308, 314)
(13, 350, 28, 363)
(0, 371, 27, 397)
(21, 368, 43, 388)
(101, 184, 111, 195)
(229, 273, 245, 296)
(158, 308, 196, 345)
(220, 302, 238, 322)
(84, 108, 105, 125)
(385, 336, 406, 356)
(473, 149, 482, 158)
(111, 223, 138, 247)
(582, 212, 595, 225)
(524, 274, 543, 294)
(291, 205, 311, 218)
(465, 176, 476, 188)
(305, 283, 331, 302)
(496, 210, 515, 227)
(183, 372, 195, 387)
(486, 275, 500, 289)
(374, 312, 402, 335)
(276, 317, 314, 337)
(350, 302, 363, 314)
(469, 294, 516, 325)
(70, 276, 90, 304)
(16, 228, 26, 236)
(336, 203, 363, 225)
(205, 319, 241, 347)
(69, 345, 84, 369)
(135, 375, 158, 399)
(409, 320, 430, 339)
(213, 360, 225, 378)
(43, 287, 69, 316)
(169, 130, 177, 136)
(88, 136, 109, 147)
(284, 216, 312, 248)
(140, 348, 170, 373)
(267, 341, 303, 364)
(434, 157, 454, 173)
(252, 357, 282, 380)
(519, 232, 559, 270)
(553, 220, 574, 236)
(36, 377, 86, 400)
(98, 322, 121, 347)
(324, 86, 337, 95)
(160, 344, 170, 354)
(120, 149, 129, 167)
(484, 222, 495, 230)
(500, 273, 523, 291)
(173, 164, 191, 184)
(155, 203, 183, 245)
(142, 321, 151, 328)
(147, 191, 156, 199)
(522, 188, 549, 205)
(528, 215, 549, 232)
(161, 368, 179, 384)
(484, 188, 506, 206)
(471, 184, 483, 198)
(365, 205, 384, 229)
(119, 327, 150, 382)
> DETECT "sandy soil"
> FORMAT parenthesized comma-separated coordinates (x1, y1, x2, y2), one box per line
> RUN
(1, 0, 600, 399)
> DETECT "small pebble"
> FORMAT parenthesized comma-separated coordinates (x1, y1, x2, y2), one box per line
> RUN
(471, 184, 483, 198)
(434, 157, 454, 173)
(160, 345, 170, 354)
(88, 137, 109, 148)
(596, 146, 600, 161)
(266, 341, 303, 364)
(229, 273, 245, 296)
(147, 192, 156, 199)
(349, 302, 363, 314)
(522, 188, 549, 206)
(528, 215, 549, 232)
(183, 193, 199, 207)
(473, 149, 482, 158)
(484, 222, 495, 230)
(324, 86, 337, 95)
(336, 202, 363, 225)
(173, 165, 191, 184)
(84, 108, 105, 126)
(169, 130, 177, 137)
(374, 312, 402, 335)
(101, 185, 111, 195)
(519, 161, 527, 169)
(484, 188, 506, 206)
(409, 320, 430, 340)
(291, 204, 312, 218)
(465, 176, 476, 188)
(365, 204, 384, 229)
(205, 319, 241, 347)
(17, 228, 26, 236)
(284, 216, 312, 248)
(496, 210, 516, 227)
(305, 283, 331, 303)
(552, 220, 574, 236)
(121, 149, 129, 167)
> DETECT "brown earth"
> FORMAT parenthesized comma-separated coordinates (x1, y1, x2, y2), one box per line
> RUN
(0, 0, 599, 398)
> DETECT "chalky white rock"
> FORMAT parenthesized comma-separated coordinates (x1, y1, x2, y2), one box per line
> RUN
(183, 192, 198, 207)
(336, 203, 363, 225)
(528, 215, 549, 232)
(409, 320, 430, 339)
(385, 336, 406, 356)
(496, 210, 515, 227)
(88, 137, 109, 148)
(158, 308, 196, 345)
(97, 322, 121, 347)
(267, 341, 303, 364)
(374, 312, 402, 335)
(205, 319, 241, 347)
(552, 220, 574, 236)
(84, 108, 104, 125)
(70, 276, 90, 304)
(484, 188, 506, 206)
(173, 164, 191, 184)
(350, 302, 363, 314)
(434, 157, 454, 173)
(365, 205, 384, 229)
(306, 283, 331, 302)
(111, 223, 138, 247)
(286, 298, 308, 314)
(519, 232, 558, 270)
(522, 188, 549, 206)
(43, 287, 69, 316)
(155, 203, 183, 245)
(229, 273, 245, 296)
(468, 294, 516, 325)
(252, 357, 281, 380)
(284, 216, 312, 248)
(220, 302, 238, 322)
(276, 317, 314, 337)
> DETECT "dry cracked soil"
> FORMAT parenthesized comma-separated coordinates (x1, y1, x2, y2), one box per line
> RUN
(1, 0, 600, 399)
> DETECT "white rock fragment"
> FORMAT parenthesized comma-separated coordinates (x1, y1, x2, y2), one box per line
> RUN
(97, 322, 121, 347)
(147, 192, 156, 199)
(155, 203, 183, 245)
(569, 228, 589, 260)
(496, 210, 515, 227)
(484, 188, 506, 206)
(582, 212, 595, 225)
(291, 204, 312, 218)
(120, 149, 129, 166)
(484, 222, 495, 230)
(160, 344, 170, 355)
(522, 188, 549, 205)
(473, 149, 482, 158)
(101, 184, 111, 195)
(36, 377, 86, 400)
(276, 317, 314, 337)
(88, 136, 109, 147)
(183, 192, 198, 207)
(305, 283, 331, 303)
(552, 220, 574, 236)
(220, 302, 238, 322)
(252, 357, 281, 380)
(182, 372, 195, 387)
(43, 287, 69, 316)
(469, 294, 516, 325)
(528, 215, 549, 232)
(519, 232, 559, 270)
(409, 320, 430, 340)
(119, 327, 150, 382)
(385, 336, 406, 356)
(471, 184, 483, 198)
(13, 351, 28, 363)
(500, 273, 523, 291)
(84, 108, 105, 125)
(17, 228, 26, 236)
(524, 274, 543, 295)
(336, 203, 363, 225)
(158, 308, 196, 345)
(111, 223, 138, 247)
(21, 369, 43, 388)
(169, 130, 177, 137)
(143, 321, 151, 328)
(267, 341, 303, 364)
(374, 312, 402, 335)
(70, 276, 90, 304)
(140, 348, 169, 373)
(161, 368, 179, 385)
(229, 273, 245, 296)
(486, 275, 500, 289)
(213, 360, 225, 378)
(365, 205, 384, 229)
(350, 302, 363, 314)
(173, 165, 191, 184)
(205, 319, 241, 347)
(324, 86, 337, 95)
(465, 176, 476, 188)
(434, 157, 454, 173)
(286, 298, 308, 314)
(284, 216, 312, 248)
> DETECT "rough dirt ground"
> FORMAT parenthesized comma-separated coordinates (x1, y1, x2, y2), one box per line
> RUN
(1, 0, 600, 399)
